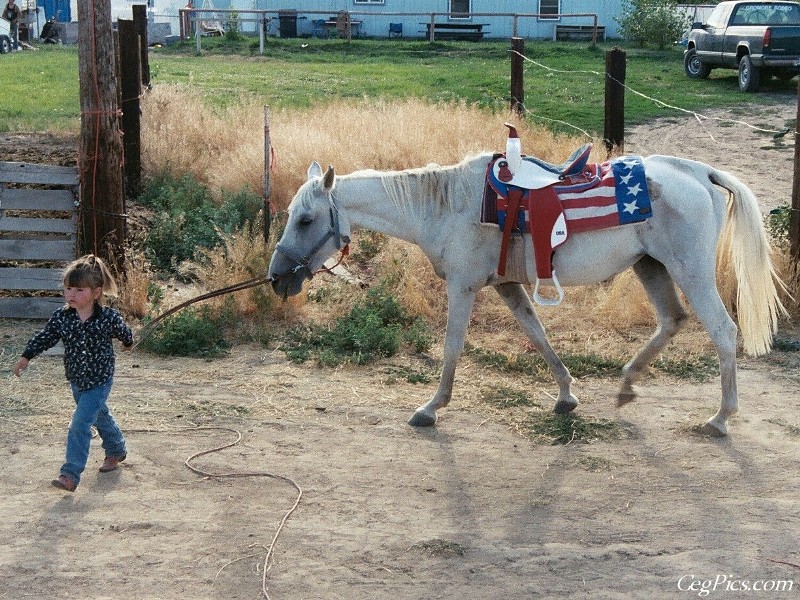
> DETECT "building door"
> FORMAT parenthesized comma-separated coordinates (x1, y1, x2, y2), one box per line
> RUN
(38, 0, 71, 22)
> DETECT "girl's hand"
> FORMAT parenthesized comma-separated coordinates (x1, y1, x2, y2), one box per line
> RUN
(13, 357, 29, 377)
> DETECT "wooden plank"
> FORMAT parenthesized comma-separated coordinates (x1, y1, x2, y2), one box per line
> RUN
(0, 267, 65, 290)
(0, 296, 64, 319)
(0, 188, 78, 212)
(0, 162, 79, 186)
(0, 239, 76, 261)
(0, 216, 77, 234)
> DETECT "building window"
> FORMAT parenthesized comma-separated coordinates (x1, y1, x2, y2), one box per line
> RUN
(449, 0, 471, 19)
(539, 0, 560, 20)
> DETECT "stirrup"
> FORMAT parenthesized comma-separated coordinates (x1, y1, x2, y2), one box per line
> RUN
(532, 271, 564, 306)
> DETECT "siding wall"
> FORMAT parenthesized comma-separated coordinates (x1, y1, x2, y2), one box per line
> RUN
(105, 0, 624, 40)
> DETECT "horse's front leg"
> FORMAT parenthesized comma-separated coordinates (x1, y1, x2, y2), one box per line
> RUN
(408, 282, 478, 427)
(495, 283, 578, 413)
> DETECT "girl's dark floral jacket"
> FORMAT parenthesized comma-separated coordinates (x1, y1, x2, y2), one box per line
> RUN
(22, 304, 133, 390)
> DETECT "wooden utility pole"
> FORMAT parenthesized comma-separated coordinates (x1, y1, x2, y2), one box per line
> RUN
(77, 0, 126, 272)
(604, 48, 626, 155)
(510, 37, 525, 115)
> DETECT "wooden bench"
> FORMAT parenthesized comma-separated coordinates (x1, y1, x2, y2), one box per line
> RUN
(0, 161, 79, 319)
(422, 22, 488, 42)
(554, 24, 606, 43)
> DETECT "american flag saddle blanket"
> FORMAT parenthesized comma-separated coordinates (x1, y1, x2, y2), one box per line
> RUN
(482, 149, 653, 280)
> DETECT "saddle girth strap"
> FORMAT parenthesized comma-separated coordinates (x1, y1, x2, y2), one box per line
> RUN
(497, 188, 525, 277)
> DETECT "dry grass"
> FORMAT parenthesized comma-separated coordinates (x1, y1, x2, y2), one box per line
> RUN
(141, 86, 600, 211)
(138, 86, 797, 355)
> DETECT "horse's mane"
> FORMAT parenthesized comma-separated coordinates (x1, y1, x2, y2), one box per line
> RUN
(359, 153, 488, 216)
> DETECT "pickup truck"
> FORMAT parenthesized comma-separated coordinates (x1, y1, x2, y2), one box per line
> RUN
(684, 0, 800, 91)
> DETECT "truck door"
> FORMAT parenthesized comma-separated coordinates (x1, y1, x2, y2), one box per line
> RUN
(698, 3, 733, 61)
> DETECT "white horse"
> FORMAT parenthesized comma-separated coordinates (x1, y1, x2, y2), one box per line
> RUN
(268, 152, 785, 436)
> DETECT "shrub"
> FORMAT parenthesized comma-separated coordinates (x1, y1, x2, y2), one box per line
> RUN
(140, 305, 230, 358)
(767, 204, 791, 248)
(136, 173, 262, 276)
(279, 283, 434, 366)
(615, 0, 691, 49)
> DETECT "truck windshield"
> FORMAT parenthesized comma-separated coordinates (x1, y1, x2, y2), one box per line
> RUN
(731, 3, 800, 25)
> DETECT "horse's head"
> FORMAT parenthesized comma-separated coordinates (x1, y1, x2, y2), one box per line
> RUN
(269, 162, 351, 299)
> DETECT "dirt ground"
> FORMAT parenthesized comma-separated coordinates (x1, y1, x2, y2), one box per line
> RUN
(2, 96, 800, 600)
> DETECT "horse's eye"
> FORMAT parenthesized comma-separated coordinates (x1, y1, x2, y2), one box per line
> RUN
(298, 216, 313, 227)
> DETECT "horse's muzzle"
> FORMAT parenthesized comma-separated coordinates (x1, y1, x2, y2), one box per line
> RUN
(269, 266, 312, 299)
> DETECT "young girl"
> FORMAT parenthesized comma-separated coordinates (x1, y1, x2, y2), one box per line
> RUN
(13, 255, 134, 492)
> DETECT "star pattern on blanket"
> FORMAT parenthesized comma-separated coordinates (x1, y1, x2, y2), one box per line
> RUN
(623, 200, 639, 214)
(610, 157, 651, 225)
(627, 182, 643, 196)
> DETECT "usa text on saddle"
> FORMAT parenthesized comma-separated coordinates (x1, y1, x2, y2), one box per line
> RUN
(482, 124, 653, 304)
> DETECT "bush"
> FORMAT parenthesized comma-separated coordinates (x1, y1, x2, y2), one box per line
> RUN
(279, 283, 434, 366)
(615, 0, 691, 49)
(140, 305, 230, 358)
(136, 173, 262, 276)
(767, 204, 791, 248)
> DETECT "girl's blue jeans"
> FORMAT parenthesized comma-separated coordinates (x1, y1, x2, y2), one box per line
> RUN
(61, 378, 126, 485)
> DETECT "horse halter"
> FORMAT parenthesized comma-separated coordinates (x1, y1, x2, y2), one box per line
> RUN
(274, 191, 350, 280)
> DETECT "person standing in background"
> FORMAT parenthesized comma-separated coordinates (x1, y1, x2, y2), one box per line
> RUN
(2, 0, 20, 50)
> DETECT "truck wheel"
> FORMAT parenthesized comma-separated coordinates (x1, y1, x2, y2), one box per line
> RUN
(738, 55, 760, 92)
(0, 36, 11, 54)
(684, 48, 711, 79)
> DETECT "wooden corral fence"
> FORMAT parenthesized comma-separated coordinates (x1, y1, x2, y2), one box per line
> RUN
(0, 162, 79, 319)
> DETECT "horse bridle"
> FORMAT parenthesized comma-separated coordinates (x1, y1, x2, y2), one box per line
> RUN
(273, 191, 350, 280)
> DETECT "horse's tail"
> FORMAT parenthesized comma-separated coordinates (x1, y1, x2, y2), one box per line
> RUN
(709, 168, 787, 356)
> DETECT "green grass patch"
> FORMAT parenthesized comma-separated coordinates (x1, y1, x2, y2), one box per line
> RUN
(382, 365, 436, 385)
(652, 354, 719, 382)
(465, 344, 624, 379)
(575, 455, 614, 472)
(765, 418, 800, 436)
(480, 384, 542, 409)
(4, 41, 792, 136)
(523, 411, 625, 445)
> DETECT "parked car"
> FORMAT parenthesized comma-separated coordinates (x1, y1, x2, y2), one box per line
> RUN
(0, 18, 12, 53)
(684, 0, 800, 91)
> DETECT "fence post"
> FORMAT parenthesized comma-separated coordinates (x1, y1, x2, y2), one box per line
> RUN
(132, 4, 150, 88)
(603, 47, 626, 155)
(510, 37, 525, 115)
(118, 18, 142, 200)
(264, 106, 272, 244)
(790, 80, 800, 283)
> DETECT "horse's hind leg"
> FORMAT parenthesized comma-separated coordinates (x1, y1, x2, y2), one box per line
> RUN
(671, 269, 739, 437)
(495, 283, 578, 414)
(618, 256, 689, 406)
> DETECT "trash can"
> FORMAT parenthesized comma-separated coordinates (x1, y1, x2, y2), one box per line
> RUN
(278, 10, 297, 38)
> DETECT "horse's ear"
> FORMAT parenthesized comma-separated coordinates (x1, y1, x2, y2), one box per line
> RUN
(307, 162, 323, 181)
(323, 165, 335, 192)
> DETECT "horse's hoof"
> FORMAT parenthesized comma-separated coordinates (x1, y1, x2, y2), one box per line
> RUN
(553, 398, 578, 414)
(617, 391, 636, 407)
(408, 409, 437, 427)
(700, 419, 727, 437)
